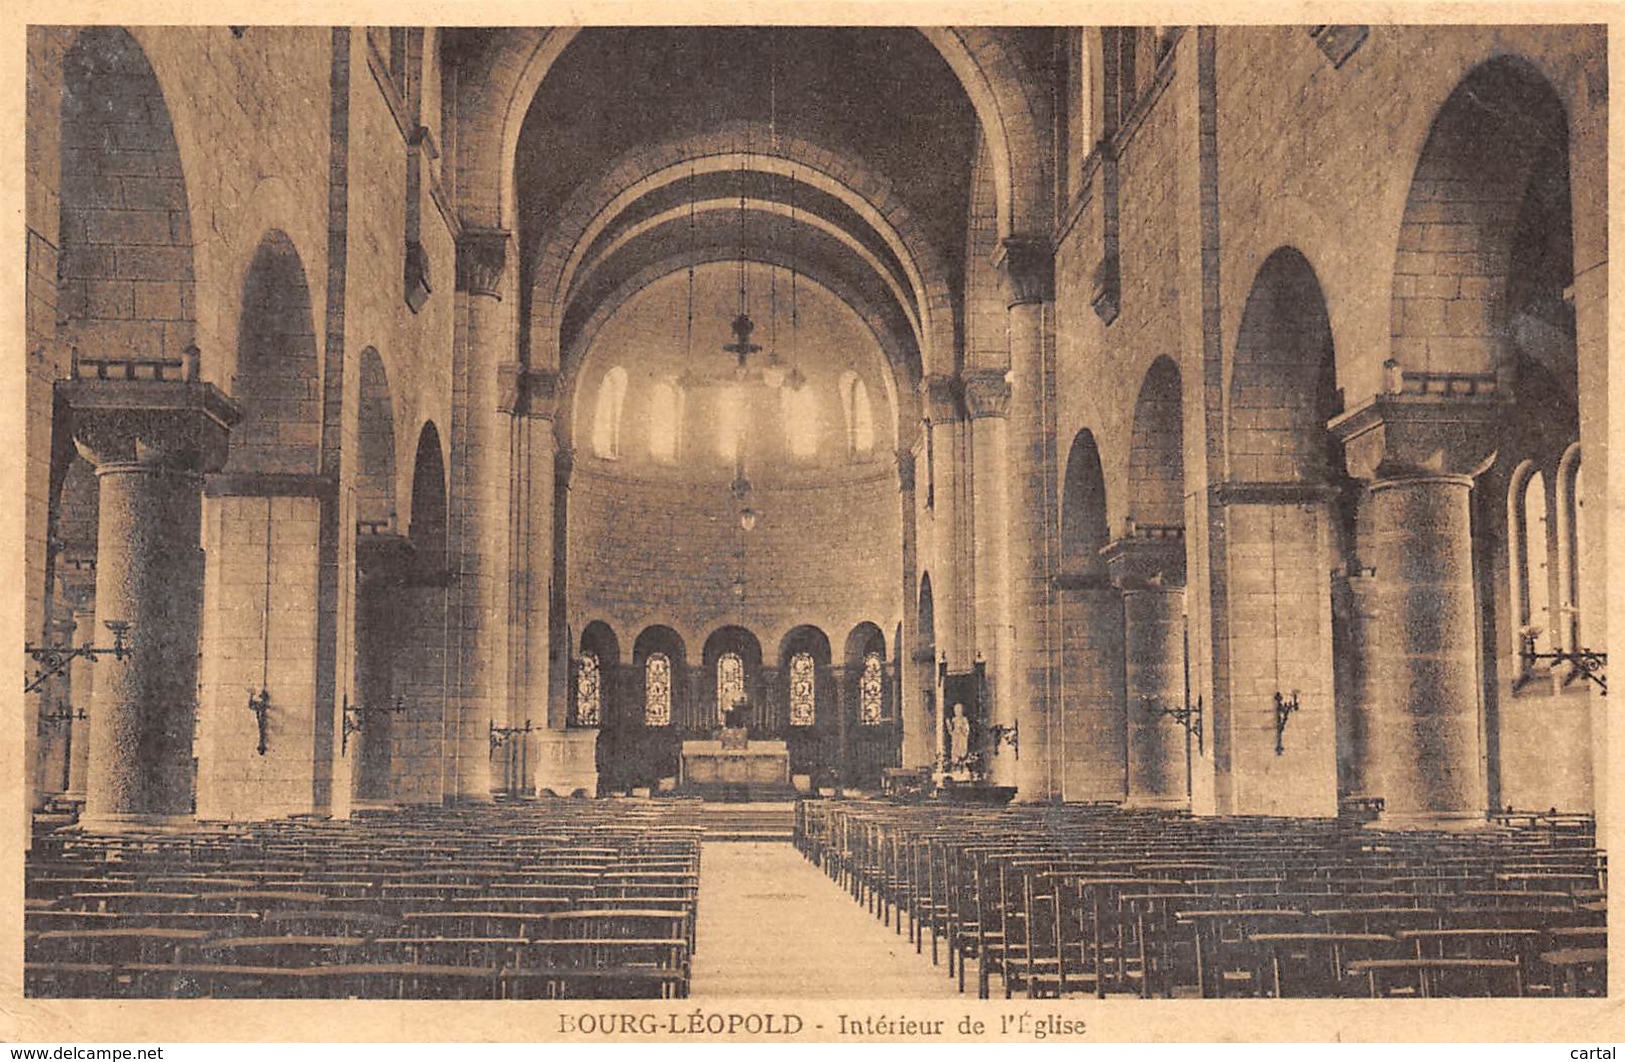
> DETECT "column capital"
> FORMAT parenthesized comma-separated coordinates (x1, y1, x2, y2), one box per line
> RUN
(961, 369, 1011, 420)
(1328, 375, 1507, 483)
(58, 378, 239, 474)
(994, 236, 1055, 307)
(456, 227, 511, 298)
(1101, 529, 1187, 591)
(918, 374, 961, 423)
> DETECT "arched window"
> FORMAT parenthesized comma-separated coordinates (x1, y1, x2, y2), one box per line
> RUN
(788, 651, 816, 727)
(781, 386, 819, 458)
(591, 367, 627, 459)
(648, 379, 683, 464)
(1509, 462, 1552, 677)
(839, 371, 874, 457)
(716, 651, 745, 724)
(645, 652, 672, 727)
(717, 385, 744, 462)
(1557, 444, 1583, 652)
(859, 651, 884, 725)
(575, 650, 601, 727)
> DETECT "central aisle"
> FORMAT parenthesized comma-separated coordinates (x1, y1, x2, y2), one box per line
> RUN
(690, 841, 961, 998)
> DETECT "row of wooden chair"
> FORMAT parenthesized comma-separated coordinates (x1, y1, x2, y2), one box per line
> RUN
(25, 799, 705, 999)
(796, 800, 1606, 999)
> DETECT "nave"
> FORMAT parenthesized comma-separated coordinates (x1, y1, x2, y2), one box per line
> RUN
(22, 798, 1605, 1001)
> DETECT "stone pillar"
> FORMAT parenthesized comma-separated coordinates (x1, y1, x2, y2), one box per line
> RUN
(998, 237, 1058, 801)
(59, 559, 98, 802)
(1330, 380, 1503, 829)
(963, 369, 1015, 788)
(450, 228, 515, 803)
(1104, 533, 1189, 808)
(351, 530, 415, 805)
(61, 371, 237, 828)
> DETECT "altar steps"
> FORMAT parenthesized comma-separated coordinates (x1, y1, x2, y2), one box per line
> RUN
(693, 801, 796, 843)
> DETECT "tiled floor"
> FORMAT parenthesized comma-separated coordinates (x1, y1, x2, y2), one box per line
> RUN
(690, 841, 960, 998)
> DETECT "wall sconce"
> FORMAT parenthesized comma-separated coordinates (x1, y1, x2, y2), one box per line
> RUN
(1143, 693, 1204, 755)
(25, 620, 134, 695)
(40, 703, 88, 727)
(341, 692, 407, 756)
(247, 688, 271, 756)
(490, 718, 535, 752)
(1274, 690, 1300, 756)
(1521, 638, 1608, 696)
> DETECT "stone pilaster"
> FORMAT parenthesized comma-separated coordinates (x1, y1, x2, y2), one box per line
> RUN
(1330, 378, 1504, 828)
(60, 372, 238, 828)
(1103, 532, 1188, 808)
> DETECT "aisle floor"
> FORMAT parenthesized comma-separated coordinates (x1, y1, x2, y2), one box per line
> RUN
(690, 842, 962, 998)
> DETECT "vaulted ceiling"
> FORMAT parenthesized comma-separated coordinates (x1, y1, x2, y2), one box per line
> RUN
(508, 27, 984, 386)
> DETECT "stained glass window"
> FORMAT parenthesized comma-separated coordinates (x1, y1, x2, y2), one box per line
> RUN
(788, 652, 816, 727)
(575, 651, 601, 727)
(717, 651, 745, 723)
(645, 653, 671, 727)
(859, 652, 884, 725)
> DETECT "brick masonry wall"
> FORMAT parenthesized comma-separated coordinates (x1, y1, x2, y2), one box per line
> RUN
(568, 466, 903, 668)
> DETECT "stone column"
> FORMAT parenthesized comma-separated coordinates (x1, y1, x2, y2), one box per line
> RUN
(896, 448, 927, 767)
(998, 238, 1058, 800)
(61, 371, 237, 828)
(351, 529, 415, 805)
(963, 369, 1015, 788)
(1330, 379, 1503, 829)
(521, 369, 559, 793)
(830, 663, 850, 793)
(1104, 532, 1189, 808)
(58, 558, 98, 801)
(450, 228, 515, 803)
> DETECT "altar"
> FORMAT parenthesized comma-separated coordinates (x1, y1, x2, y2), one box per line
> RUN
(679, 735, 791, 793)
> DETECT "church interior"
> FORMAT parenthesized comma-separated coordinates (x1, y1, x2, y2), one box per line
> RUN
(18, 24, 1608, 1001)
